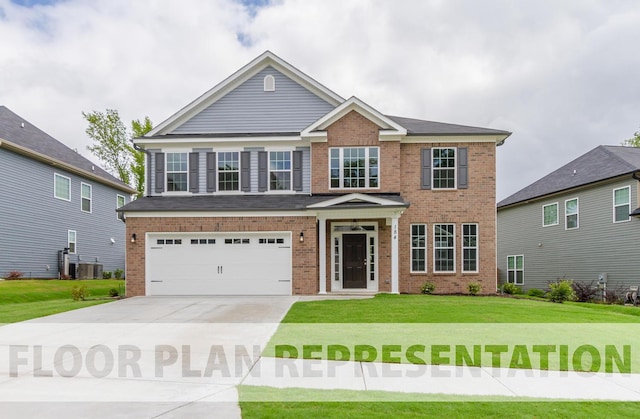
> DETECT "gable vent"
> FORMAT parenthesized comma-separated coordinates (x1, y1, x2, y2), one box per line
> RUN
(263, 74, 275, 92)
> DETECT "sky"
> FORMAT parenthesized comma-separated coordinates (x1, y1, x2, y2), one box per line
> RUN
(1, 0, 639, 201)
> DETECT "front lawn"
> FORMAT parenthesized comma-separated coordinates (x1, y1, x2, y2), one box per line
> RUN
(0, 279, 122, 323)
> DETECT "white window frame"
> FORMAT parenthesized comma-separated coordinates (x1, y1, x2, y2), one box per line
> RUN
(116, 194, 126, 220)
(81, 182, 92, 213)
(329, 147, 380, 190)
(68, 230, 77, 254)
(462, 223, 479, 273)
(268, 150, 292, 191)
(542, 202, 559, 227)
(217, 151, 240, 192)
(54, 173, 71, 201)
(410, 224, 427, 273)
(565, 198, 579, 230)
(507, 255, 524, 285)
(433, 223, 456, 273)
(613, 186, 631, 223)
(165, 152, 188, 192)
(432, 147, 457, 190)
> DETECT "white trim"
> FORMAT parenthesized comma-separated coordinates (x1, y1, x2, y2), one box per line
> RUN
(80, 182, 92, 213)
(542, 202, 559, 227)
(328, 147, 380, 191)
(613, 186, 631, 223)
(410, 223, 427, 273)
(54, 173, 71, 201)
(401, 135, 508, 144)
(433, 223, 456, 273)
(564, 197, 579, 230)
(329, 221, 378, 293)
(67, 230, 77, 254)
(461, 223, 479, 273)
(307, 192, 402, 208)
(431, 147, 457, 191)
(263, 74, 275, 92)
(165, 152, 189, 193)
(268, 150, 292, 191)
(216, 151, 241, 192)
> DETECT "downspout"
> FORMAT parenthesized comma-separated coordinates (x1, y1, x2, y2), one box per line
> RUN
(132, 141, 152, 198)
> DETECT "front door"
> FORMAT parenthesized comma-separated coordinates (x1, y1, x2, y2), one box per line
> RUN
(343, 234, 367, 289)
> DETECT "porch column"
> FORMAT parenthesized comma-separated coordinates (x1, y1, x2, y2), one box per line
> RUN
(391, 215, 400, 294)
(318, 217, 327, 294)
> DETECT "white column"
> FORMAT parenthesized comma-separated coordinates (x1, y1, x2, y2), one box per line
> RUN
(391, 215, 400, 294)
(318, 217, 327, 294)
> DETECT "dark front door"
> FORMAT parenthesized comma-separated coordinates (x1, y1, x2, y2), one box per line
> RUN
(343, 234, 367, 289)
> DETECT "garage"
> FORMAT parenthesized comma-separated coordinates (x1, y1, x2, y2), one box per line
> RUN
(146, 232, 292, 295)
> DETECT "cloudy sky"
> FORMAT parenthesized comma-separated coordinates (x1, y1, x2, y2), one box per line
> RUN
(1, 0, 639, 201)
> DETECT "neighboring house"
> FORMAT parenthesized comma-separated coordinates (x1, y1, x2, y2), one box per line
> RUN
(497, 145, 640, 292)
(120, 51, 510, 296)
(0, 106, 135, 279)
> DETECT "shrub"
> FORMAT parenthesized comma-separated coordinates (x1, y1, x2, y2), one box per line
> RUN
(108, 288, 119, 297)
(468, 282, 481, 296)
(527, 288, 546, 298)
(5, 271, 24, 280)
(102, 271, 113, 279)
(71, 285, 90, 301)
(571, 280, 597, 302)
(114, 269, 124, 279)
(548, 280, 575, 303)
(502, 282, 521, 295)
(420, 282, 436, 294)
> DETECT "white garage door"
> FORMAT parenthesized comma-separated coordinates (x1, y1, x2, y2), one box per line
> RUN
(146, 232, 292, 295)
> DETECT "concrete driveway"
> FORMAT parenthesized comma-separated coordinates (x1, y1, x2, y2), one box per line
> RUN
(0, 296, 298, 419)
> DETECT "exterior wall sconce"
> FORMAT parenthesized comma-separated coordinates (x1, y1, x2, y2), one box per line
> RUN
(299, 232, 304, 242)
(131, 234, 137, 243)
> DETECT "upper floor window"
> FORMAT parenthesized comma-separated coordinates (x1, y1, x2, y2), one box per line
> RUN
(614, 186, 631, 223)
(542, 202, 558, 227)
(54, 173, 71, 201)
(269, 151, 291, 190)
(330, 147, 379, 189)
(117, 195, 126, 220)
(410, 224, 427, 273)
(166, 152, 188, 192)
(264, 74, 275, 92)
(218, 152, 240, 191)
(565, 198, 579, 230)
(432, 148, 456, 189)
(434, 223, 455, 273)
(81, 183, 92, 213)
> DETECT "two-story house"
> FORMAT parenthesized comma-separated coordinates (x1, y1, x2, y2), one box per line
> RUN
(120, 52, 510, 296)
(497, 145, 640, 292)
(0, 106, 135, 279)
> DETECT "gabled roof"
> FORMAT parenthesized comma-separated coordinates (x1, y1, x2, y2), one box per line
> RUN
(0, 106, 135, 193)
(498, 145, 640, 208)
(387, 115, 511, 137)
(148, 51, 345, 136)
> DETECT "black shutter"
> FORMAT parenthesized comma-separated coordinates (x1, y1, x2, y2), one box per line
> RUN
(420, 148, 431, 190)
(292, 150, 303, 192)
(241, 151, 251, 192)
(155, 152, 165, 193)
(458, 147, 468, 189)
(189, 152, 199, 193)
(206, 152, 216, 192)
(258, 151, 268, 192)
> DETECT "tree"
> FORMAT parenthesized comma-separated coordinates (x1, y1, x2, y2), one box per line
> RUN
(83, 110, 153, 198)
(622, 129, 640, 148)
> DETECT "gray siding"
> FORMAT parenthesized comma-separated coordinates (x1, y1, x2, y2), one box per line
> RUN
(497, 177, 640, 292)
(171, 66, 335, 134)
(0, 148, 128, 278)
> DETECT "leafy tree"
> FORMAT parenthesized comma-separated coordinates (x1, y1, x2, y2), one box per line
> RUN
(83, 110, 153, 198)
(622, 129, 640, 148)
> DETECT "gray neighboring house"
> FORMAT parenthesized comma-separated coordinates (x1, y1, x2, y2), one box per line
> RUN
(0, 106, 135, 279)
(497, 145, 640, 292)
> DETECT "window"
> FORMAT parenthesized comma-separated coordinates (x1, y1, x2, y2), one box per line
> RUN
(330, 147, 379, 189)
(166, 153, 188, 192)
(614, 186, 631, 223)
(68, 230, 77, 254)
(462, 224, 478, 273)
(117, 195, 126, 220)
(507, 255, 524, 285)
(269, 151, 291, 190)
(542, 203, 558, 227)
(81, 183, 92, 213)
(432, 148, 456, 189)
(410, 224, 427, 272)
(434, 224, 455, 272)
(565, 198, 579, 229)
(218, 152, 240, 191)
(54, 173, 71, 201)
(224, 238, 250, 244)
(369, 236, 376, 281)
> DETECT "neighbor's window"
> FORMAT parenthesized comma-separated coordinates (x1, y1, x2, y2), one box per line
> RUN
(116, 195, 126, 220)
(330, 147, 379, 189)
(507, 255, 524, 285)
(166, 152, 188, 192)
(565, 198, 579, 229)
(218, 152, 240, 191)
(68, 230, 77, 254)
(432, 148, 456, 189)
(410, 224, 427, 272)
(542, 202, 558, 227)
(54, 173, 71, 201)
(81, 183, 92, 213)
(462, 223, 478, 273)
(613, 186, 631, 223)
(434, 224, 455, 272)
(269, 151, 291, 190)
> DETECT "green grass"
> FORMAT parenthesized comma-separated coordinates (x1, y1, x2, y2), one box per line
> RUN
(0, 279, 122, 323)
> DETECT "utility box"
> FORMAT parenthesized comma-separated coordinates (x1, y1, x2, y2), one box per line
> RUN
(598, 273, 608, 288)
(93, 264, 103, 280)
(77, 263, 94, 280)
